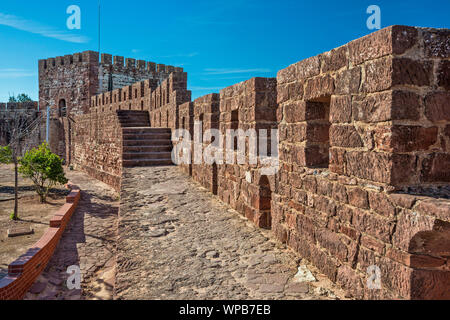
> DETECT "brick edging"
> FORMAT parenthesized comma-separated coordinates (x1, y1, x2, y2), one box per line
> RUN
(0, 183, 81, 300)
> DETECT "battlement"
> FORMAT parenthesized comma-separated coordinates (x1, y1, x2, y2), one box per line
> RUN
(89, 71, 190, 115)
(0, 101, 38, 111)
(39, 51, 183, 75)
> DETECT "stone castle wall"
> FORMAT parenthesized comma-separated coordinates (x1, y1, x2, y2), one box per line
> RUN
(68, 25, 449, 299)
(39, 51, 182, 161)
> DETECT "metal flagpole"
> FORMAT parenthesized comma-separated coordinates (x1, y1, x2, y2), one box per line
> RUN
(98, 0, 102, 94)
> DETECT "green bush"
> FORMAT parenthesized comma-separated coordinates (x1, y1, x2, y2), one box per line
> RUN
(0, 146, 12, 164)
(19, 143, 68, 203)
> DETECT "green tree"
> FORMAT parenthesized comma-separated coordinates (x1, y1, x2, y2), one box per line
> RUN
(0, 146, 12, 163)
(8, 93, 33, 103)
(19, 143, 68, 203)
(16, 94, 33, 102)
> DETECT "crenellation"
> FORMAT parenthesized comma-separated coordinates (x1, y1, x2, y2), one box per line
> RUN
(101, 53, 113, 64)
(126, 58, 136, 68)
(114, 56, 124, 66)
(157, 64, 166, 73)
(166, 65, 175, 74)
(82, 50, 99, 63)
(147, 62, 156, 72)
(47, 57, 56, 68)
(64, 54, 73, 65)
(73, 52, 82, 63)
(56, 56, 64, 66)
(137, 60, 146, 69)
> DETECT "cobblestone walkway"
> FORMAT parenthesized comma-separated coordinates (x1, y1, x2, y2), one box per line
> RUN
(115, 166, 345, 300)
(24, 170, 119, 300)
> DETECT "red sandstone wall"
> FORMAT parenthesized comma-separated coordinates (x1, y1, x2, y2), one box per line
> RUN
(164, 26, 450, 299)
(217, 78, 278, 228)
(149, 72, 191, 130)
(191, 93, 220, 194)
(72, 111, 123, 191)
(178, 101, 194, 175)
(273, 25, 450, 299)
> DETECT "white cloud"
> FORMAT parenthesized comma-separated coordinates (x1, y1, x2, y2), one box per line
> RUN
(0, 13, 89, 43)
(0, 68, 36, 78)
(203, 68, 271, 75)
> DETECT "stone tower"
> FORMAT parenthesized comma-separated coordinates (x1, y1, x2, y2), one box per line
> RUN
(38, 50, 182, 161)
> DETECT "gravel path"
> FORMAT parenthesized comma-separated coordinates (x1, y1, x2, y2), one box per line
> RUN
(115, 166, 344, 300)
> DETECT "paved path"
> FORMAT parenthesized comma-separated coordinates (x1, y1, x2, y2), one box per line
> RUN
(24, 170, 119, 300)
(115, 166, 344, 300)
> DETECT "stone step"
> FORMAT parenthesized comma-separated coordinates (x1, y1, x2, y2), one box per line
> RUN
(120, 123, 151, 128)
(117, 114, 149, 119)
(119, 119, 150, 123)
(117, 110, 149, 114)
(122, 127, 171, 134)
(123, 145, 173, 152)
(122, 158, 173, 167)
(123, 152, 172, 160)
(123, 139, 172, 146)
(123, 133, 171, 140)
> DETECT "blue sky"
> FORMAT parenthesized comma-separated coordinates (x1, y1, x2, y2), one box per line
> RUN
(0, 0, 448, 102)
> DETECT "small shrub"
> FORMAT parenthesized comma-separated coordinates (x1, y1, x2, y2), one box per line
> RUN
(9, 211, 17, 220)
(0, 146, 12, 164)
(19, 143, 68, 203)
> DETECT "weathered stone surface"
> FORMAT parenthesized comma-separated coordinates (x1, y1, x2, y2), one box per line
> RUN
(304, 75, 334, 101)
(423, 29, 450, 58)
(374, 125, 438, 153)
(424, 92, 450, 122)
(437, 60, 450, 90)
(347, 187, 369, 209)
(330, 125, 363, 148)
(349, 26, 418, 65)
(421, 153, 450, 183)
(320, 46, 348, 73)
(115, 166, 342, 300)
(330, 95, 351, 123)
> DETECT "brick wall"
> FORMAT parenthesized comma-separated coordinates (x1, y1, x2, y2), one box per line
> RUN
(149, 72, 191, 130)
(168, 26, 449, 299)
(178, 101, 194, 175)
(216, 78, 278, 228)
(0, 186, 81, 300)
(191, 93, 220, 194)
(273, 25, 450, 299)
(71, 111, 123, 191)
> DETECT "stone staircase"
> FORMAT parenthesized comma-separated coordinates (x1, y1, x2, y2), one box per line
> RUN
(117, 110, 173, 167)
